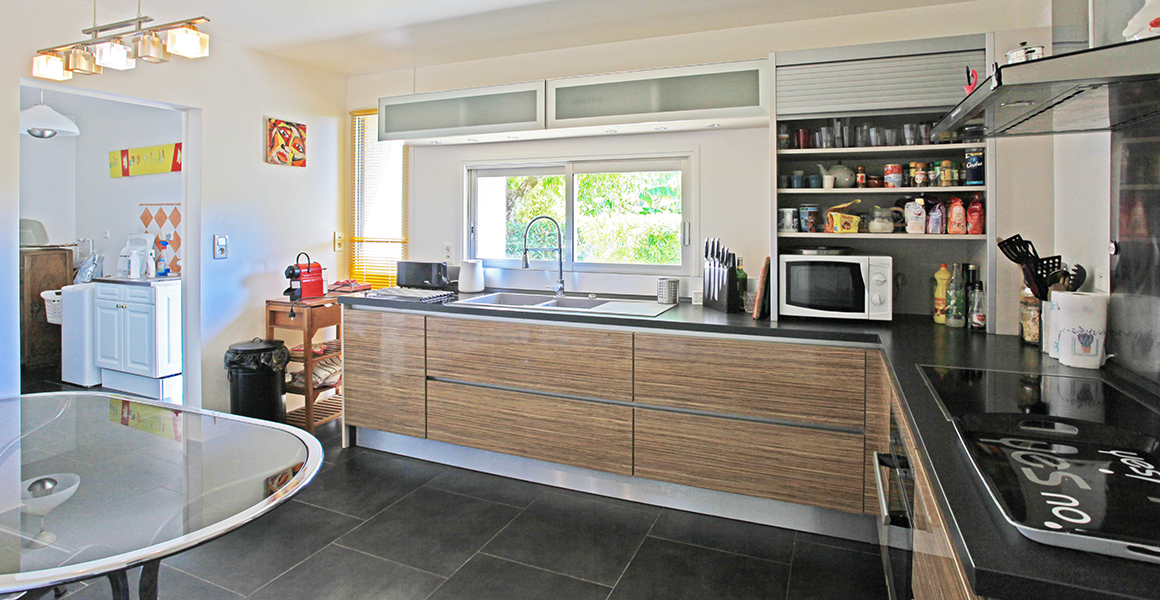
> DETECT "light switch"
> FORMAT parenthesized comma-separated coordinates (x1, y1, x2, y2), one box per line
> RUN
(213, 234, 228, 259)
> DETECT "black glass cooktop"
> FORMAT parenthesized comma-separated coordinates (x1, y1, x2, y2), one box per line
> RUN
(919, 367, 1160, 564)
(920, 366, 1160, 438)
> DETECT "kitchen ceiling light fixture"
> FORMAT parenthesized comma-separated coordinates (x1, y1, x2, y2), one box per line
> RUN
(31, 0, 207, 81)
(31, 54, 71, 81)
(20, 90, 80, 139)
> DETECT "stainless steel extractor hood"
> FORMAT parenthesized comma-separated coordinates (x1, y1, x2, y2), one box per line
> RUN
(932, 36, 1160, 139)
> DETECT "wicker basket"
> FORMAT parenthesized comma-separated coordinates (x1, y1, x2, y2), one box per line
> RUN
(40, 289, 62, 325)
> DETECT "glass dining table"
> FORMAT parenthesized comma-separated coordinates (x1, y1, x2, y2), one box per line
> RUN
(0, 392, 323, 600)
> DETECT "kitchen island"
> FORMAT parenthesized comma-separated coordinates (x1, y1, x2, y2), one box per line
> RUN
(338, 291, 1160, 600)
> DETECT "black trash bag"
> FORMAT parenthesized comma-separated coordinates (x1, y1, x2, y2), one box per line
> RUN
(224, 338, 290, 372)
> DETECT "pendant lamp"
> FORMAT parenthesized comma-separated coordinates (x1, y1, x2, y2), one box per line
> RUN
(20, 91, 79, 139)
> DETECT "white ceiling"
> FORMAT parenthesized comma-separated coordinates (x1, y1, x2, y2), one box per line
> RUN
(87, 0, 975, 76)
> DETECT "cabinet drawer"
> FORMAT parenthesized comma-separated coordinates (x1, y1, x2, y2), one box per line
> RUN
(125, 286, 153, 303)
(428, 381, 633, 475)
(634, 333, 866, 429)
(427, 317, 633, 402)
(342, 309, 426, 438)
(634, 409, 865, 513)
(96, 284, 124, 301)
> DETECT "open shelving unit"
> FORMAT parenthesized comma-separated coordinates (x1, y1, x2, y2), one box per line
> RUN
(265, 296, 344, 434)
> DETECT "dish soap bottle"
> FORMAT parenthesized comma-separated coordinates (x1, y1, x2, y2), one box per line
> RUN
(932, 263, 951, 323)
(945, 263, 967, 327)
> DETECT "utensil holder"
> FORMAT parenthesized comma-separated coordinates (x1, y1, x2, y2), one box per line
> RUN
(657, 278, 679, 304)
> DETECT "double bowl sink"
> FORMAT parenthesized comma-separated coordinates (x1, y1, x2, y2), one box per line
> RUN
(452, 292, 676, 318)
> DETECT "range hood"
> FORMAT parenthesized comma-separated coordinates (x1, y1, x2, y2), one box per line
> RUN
(932, 35, 1160, 139)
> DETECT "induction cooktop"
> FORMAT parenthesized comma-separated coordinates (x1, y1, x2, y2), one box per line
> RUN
(919, 367, 1160, 564)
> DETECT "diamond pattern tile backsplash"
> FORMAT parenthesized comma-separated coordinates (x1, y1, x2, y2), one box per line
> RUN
(140, 204, 183, 274)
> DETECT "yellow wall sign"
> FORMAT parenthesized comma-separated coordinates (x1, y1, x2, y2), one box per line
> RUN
(109, 142, 182, 178)
(109, 398, 183, 443)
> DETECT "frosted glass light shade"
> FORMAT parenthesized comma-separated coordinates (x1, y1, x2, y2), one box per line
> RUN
(32, 54, 72, 81)
(135, 32, 171, 63)
(166, 26, 209, 58)
(64, 48, 101, 75)
(93, 40, 135, 70)
(20, 104, 80, 138)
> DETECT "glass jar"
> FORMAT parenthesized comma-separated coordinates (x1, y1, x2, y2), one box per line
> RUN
(1020, 287, 1041, 345)
(869, 207, 895, 233)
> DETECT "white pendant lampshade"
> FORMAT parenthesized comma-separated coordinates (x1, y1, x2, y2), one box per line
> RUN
(166, 25, 209, 58)
(20, 104, 80, 139)
(134, 31, 171, 63)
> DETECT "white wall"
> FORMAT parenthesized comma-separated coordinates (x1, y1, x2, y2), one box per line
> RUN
(409, 127, 768, 296)
(70, 101, 182, 271)
(19, 134, 75, 244)
(2, 1, 347, 409)
(1054, 132, 1111, 291)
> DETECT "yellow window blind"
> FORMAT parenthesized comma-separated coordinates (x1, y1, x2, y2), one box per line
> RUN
(349, 110, 407, 288)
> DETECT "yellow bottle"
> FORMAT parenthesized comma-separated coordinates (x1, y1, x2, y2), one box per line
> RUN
(933, 263, 951, 324)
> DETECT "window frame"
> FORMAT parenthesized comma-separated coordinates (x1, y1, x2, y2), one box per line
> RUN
(349, 110, 408, 287)
(465, 150, 698, 277)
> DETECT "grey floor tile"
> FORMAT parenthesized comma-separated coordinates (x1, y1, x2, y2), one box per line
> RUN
(787, 540, 889, 600)
(62, 563, 242, 600)
(424, 467, 549, 508)
(337, 486, 522, 576)
(248, 544, 444, 600)
(162, 500, 361, 596)
(482, 490, 656, 586)
(293, 450, 447, 518)
(649, 509, 796, 564)
(427, 554, 610, 600)
(609, 536, 790, 600)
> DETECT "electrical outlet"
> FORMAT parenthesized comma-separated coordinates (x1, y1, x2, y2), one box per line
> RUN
(333, 231, 344, 252)
(1095, 268, 1110, 292)
(103, 230, 110, 239)
(442, 242, 454, 261)
(213, 234, 228, 259)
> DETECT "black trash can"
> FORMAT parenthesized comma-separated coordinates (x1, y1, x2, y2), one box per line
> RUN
(224, 338, 291, 423)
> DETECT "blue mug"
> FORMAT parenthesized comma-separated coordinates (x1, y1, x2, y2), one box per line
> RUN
(808, 174, 823, 188)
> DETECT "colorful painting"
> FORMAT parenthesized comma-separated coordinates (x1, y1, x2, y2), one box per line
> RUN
(265, 117, 306, 167)
(108, 142, 182, 178)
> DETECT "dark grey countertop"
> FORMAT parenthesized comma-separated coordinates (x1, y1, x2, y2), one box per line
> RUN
(338, 291, 1160, 600)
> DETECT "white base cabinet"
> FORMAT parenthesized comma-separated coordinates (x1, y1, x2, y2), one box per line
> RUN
(94, 280, 181, 379)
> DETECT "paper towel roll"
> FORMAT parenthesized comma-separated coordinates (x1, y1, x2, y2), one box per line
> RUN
(1052, 292, 1110, 369)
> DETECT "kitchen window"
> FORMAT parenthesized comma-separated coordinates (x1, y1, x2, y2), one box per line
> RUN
(349, 111, 407, 287)
(469, 156, 695, 274)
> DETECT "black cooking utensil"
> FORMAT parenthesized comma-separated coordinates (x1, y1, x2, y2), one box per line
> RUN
(998, 234, 1025, 264)
(1068, 264, 1087, 292)
(1023, 263, 1049, 301)
(1035, 255, 1062, 279)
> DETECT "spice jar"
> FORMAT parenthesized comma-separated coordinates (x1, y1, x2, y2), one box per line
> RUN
(1020, 287, 1041, 346)
(914, 162, 928, 187)
(856, 165, 867, 188)
(940, 160, 955, 187)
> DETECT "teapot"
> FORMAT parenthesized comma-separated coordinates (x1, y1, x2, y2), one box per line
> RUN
(817, 162, 856, 188)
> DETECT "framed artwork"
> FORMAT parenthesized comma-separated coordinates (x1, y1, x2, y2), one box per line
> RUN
(265, 117, 306, 167)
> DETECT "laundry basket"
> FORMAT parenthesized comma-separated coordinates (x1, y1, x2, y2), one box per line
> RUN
(40, 290, 62, 325)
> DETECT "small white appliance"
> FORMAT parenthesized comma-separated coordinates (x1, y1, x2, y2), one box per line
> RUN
(61, 283, 101, 387)
(116, 233, 156, 278)
(459, 259, 484, 293)
(779, 254, 893, 320)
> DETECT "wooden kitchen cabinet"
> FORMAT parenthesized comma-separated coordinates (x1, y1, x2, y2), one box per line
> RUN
(427, 380, 633, 475)
(634, 408, 865, 513)
(891, 377, 981, 600)
(341, 308, 425, 437)
(864, 351, 893, 516)
(634, 332, 866, 429)
(20, 248, 72, 369)
(426, 316, 633, 402)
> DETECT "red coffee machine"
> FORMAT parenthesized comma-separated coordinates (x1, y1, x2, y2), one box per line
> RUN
(284, 252, 324, 301)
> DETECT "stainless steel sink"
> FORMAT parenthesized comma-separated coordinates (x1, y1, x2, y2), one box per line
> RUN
(454, 292, 552, 307)
(451, 292, 675, 317)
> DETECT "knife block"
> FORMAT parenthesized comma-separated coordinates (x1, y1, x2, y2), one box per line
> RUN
(703, 260, 743, 313)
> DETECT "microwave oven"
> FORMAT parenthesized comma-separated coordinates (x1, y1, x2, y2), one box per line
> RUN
(778, 255, 893, 320)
